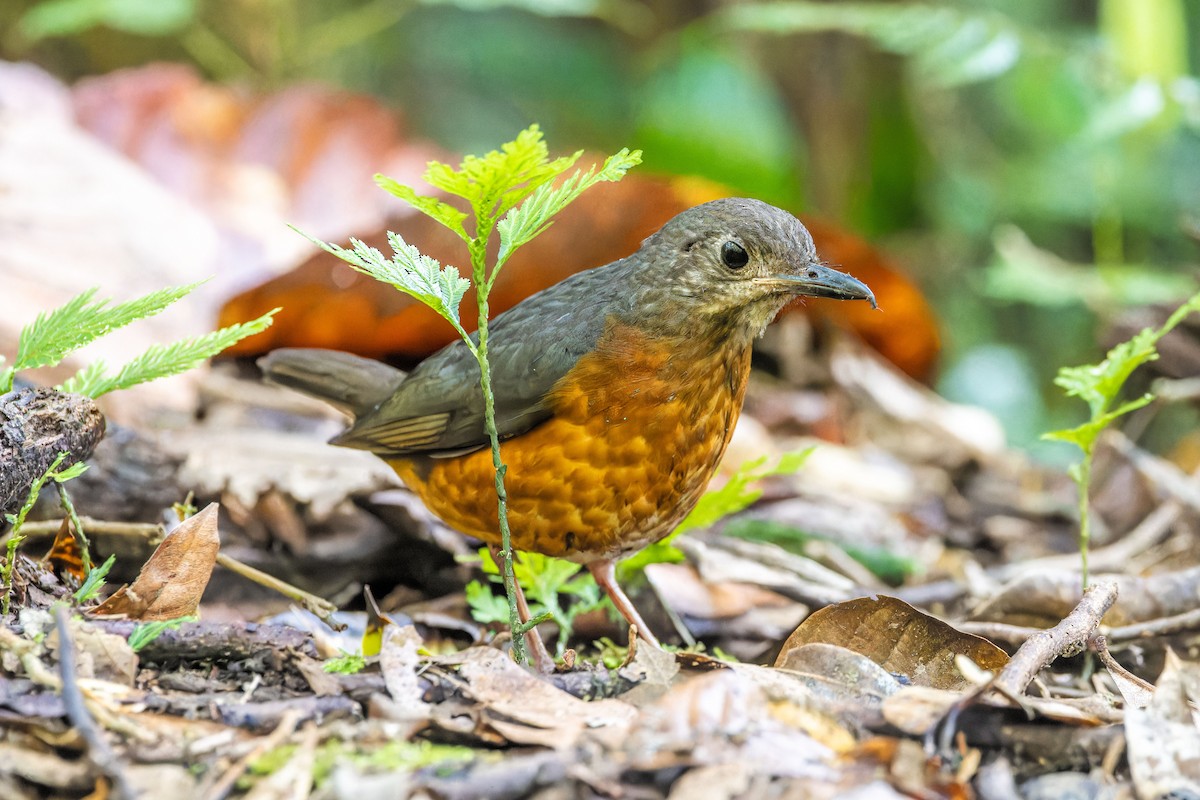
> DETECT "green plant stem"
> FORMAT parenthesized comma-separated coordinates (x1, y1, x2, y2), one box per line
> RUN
(468, 232, 527, 665)
(1076, 453, 1093, 590)
(57, 483, 92, 575)
(2, 452, 68, 616)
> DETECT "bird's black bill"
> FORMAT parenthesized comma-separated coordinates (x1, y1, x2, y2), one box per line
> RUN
(761, 263, 877, 309)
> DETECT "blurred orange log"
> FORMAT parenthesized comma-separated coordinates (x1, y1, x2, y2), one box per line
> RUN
(219, 173, 940, 382)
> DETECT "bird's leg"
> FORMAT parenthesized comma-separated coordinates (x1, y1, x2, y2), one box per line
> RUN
(490, 547, 555, 673)
(588, 559, 661, 649)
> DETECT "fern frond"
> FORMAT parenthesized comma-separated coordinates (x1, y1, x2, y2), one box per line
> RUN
(60, 310, 277, 397)
(14, 282, 204, 373)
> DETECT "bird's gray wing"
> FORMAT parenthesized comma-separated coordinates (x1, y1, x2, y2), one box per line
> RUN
(333, 260, 632, 456)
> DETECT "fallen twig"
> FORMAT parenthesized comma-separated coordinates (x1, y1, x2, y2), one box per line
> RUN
(215, 552, 341, 629)
(1105, 606, 1200, 644)
(55, 604, 138, 800)
(17, 517, 163, 541)
(89, 619, 319, 663)
(994, 582, 1119, 696)
(955, 620, 1043, 645)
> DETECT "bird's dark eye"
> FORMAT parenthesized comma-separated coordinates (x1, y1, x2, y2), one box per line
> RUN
(721, 241, 749, 269)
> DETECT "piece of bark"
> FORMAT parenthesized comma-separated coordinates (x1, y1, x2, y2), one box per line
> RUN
(90, 619, 319, 664)
(56, 424, 184, 523)
(0, 388, 105, 515)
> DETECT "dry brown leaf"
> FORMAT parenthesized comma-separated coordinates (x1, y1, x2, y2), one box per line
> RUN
(777, 595, 1009, 691)
(91, 504, 220, 620)
(42, 518, 86, 584)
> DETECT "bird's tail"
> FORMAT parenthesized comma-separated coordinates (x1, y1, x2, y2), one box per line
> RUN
(258, 348, 406, 420)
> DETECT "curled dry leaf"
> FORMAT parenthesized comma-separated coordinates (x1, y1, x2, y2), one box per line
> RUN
(776, 595, 1009, 691)
(42, 517, 86, 585)
(91, 504, 220, 620)
(627, 669, 839, 781)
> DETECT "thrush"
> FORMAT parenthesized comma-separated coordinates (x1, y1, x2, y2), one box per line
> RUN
(260, 197, 876, 656)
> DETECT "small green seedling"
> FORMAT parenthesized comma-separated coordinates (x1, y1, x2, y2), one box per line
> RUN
(2, 453, 87, 615)
(128, 615, 197, 652)
(298, 125, 640, 664)
(468, 549, 606, 659)
(323, 651, 368, 675)
(73, 554, 116, 604)
(1044, 290, 1200, 587)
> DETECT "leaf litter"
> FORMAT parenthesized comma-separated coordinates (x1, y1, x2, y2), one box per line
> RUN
(4, 63, 1200, 799)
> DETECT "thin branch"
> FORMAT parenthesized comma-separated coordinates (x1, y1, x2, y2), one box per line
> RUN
(994, 581, 1119, 696)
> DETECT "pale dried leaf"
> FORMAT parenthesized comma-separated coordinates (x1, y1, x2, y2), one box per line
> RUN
(379, 625, 430, 721)
(619, 636, 682, 707)
(451, 647, 636, 749)
(47, 618, 139, 686)
(628, 670, 837, 779)
(772, 642, 900, 713)
(1127, 651, 1200, 799)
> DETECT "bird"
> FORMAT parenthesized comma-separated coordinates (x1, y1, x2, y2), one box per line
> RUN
(259, 197, 876, 662)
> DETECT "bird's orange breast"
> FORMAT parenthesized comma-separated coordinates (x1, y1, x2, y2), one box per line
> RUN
(388, 321, 751, 560)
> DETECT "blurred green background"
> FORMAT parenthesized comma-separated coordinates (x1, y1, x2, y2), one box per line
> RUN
(3, 0, 1199, 458)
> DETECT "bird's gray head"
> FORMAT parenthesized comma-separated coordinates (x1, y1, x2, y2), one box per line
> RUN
(632, 198, 876, 338)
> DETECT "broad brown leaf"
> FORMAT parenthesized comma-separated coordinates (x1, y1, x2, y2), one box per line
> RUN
(91, 504, 220, 620)
(775, 595, 1008, 691)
